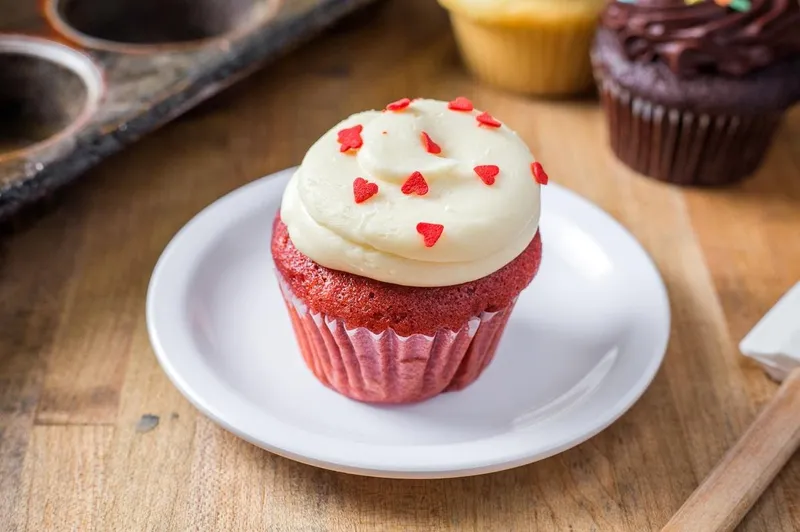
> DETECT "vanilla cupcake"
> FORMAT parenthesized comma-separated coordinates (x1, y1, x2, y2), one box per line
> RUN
(438, 0, 607, 96)
(272, 97, 547, 404)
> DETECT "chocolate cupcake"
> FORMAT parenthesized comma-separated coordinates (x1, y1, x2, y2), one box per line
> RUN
(592, 0, 800, 186)
(272, 97, 547, 404)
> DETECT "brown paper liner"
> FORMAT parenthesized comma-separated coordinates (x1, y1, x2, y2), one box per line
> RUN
(596, 76, 782, 186)
(278, 275, 515, 404)
(448, 13, 597, 96)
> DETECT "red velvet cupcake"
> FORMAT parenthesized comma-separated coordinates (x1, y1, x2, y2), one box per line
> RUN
(272, 97, 546, 404)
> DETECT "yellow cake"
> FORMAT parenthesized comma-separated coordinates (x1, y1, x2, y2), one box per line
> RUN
(438, 0, 606, 96)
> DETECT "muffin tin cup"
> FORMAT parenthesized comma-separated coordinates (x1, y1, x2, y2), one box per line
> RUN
(447, 13, 597, 96)
(44, 0, 282, 53)
(596, 75, 782, 186)
(278, 275, 516, 404)
(0, 0, 379, 222)
(0, 35, 103, 165)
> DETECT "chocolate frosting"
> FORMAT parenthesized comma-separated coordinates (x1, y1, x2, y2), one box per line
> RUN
(602, 0, 800, 78)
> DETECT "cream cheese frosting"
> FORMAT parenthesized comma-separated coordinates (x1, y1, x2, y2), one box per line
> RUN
(280, 98, 542, 287)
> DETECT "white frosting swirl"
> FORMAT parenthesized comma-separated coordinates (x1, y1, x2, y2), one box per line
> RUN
(280, 98, 541, 287)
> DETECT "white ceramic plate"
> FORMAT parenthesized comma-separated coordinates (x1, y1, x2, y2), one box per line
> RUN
(147, 168, 670, 479)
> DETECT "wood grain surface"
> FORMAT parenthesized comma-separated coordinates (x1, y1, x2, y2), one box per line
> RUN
(1, 1, 799, 530)
(663, 369, 800, 532)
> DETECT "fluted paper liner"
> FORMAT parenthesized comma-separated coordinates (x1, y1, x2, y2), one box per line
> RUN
(596, 75, 782, 186)
(278, 275, 515, 404)
(448, 13, 597, 96)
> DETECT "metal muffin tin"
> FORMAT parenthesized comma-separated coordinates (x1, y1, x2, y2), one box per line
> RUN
(0, 0, 379, 220)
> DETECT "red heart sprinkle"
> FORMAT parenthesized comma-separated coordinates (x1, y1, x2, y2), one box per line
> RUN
(421, 132, 442, 155)
(474, 165, 500, 186)
(353, 177, 378, 203)
(401, 171, 429, 196)
(416, 223, 444, 247)
(385, 98, 411, 111)
(337, 125, 363, 153)
(448, 97, 474, 112)
(476, 112, 502, 128)
(531, 162, 549, 185)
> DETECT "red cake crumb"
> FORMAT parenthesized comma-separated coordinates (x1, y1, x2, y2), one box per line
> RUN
(272, 216, 542, 337)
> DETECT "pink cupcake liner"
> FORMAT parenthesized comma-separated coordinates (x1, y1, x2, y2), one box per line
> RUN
(278, 275, 515, 404)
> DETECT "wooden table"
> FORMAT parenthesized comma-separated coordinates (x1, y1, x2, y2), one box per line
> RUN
(2, 1, 799, 530)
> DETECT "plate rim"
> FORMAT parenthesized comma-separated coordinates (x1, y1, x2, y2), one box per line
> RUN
(146, 167, 671, 479)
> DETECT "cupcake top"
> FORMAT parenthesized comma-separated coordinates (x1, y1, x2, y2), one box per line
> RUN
(280, 97, 545, 288)
(602, 0, 800, 78)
